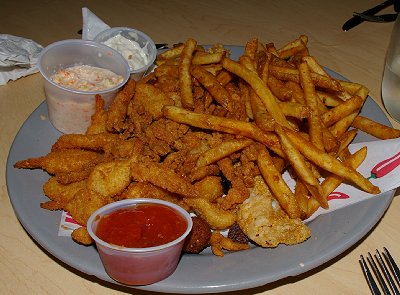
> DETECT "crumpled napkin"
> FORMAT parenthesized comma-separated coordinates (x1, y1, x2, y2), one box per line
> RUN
(0, 34, 43, 85)
(81, 7, 110, 41)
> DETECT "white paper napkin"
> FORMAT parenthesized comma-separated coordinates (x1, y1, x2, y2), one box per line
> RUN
(0, 34, 43, 85)
(305, 137, 400, 222)
(81, 7, 110, 41)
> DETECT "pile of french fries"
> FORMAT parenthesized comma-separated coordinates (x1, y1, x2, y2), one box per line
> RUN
(154, 35, 399, 220)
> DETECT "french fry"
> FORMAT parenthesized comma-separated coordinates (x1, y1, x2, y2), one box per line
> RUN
(279, 102, 310, 120)
(321, 147, 367, 198)
(275, 125, 327, 209)
(196, 138, 254, 167)
(244, 37, 259, 60)
(316, 91, 343, 107)
(162, 105, 284, 156)
(156, 44, 184, 62)
(222, 57, 292, 129)
(321, 95, 364, 127)
(250, 89, 276, 132)
(351, 115, 400, 139)
(269, 65, 344, 92)
(299, 62, 324, 151)
(192, 51, 226, 65)
(336, 129, 358, 159)
(267, 75, 294, 101)
(257, 146, 301, 219)
(294, 180, 311, 219)
(285, 80, 305, 104)
(307, 196, 321, 218)
(277, 35, 308, 59)
(179, 38, 197, 108)
(239, 80, 253, 119)
(261, 52, 272, 83)
(322, 125, 340, 154)
(302, 56, 329, 76)
(329, 86, 369, 138)
(329, 112, 359, 139)
(283, 127, 380, 194)
(338, 80, 364, 95)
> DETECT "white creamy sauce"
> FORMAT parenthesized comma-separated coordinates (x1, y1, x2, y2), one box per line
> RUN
(103, 34, 149, 70)
(51, 65, 123, 91)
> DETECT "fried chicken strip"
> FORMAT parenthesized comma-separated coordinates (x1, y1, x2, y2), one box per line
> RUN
(131, 160, 198, 198)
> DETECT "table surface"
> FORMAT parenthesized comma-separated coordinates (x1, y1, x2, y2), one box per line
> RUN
(1, 1, 400, 294)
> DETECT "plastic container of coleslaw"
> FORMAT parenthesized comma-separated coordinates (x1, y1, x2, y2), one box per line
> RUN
(37, 39, 130, 134)
(94, 27, 157, 81)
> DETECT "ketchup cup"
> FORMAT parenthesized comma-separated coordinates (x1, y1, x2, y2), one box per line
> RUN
(87, 199, 193, 286)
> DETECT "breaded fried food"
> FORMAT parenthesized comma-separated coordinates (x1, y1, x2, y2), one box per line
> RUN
(86, 95, 107, 135)
(71, 227, 93, 245)
(14, 149, 102, 174)
(106, 79, 136, 132)
(132, 83, 175, 119)
(42, 177, 87, 209)
(87, 159, 132, 198)
(210, 231, 250, 257)
(131, 160, 198, 198)
(121, 181, 190, 211)
(65, 188, 113, 226)
(51, 133, 120, 151)
(237, 177, 310, 247)
(184, 198, 237, 230)
(183, 216, 212, 254)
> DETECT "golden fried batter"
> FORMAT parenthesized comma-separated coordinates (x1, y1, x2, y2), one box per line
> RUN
(86, 94, 107, 135)
(131, 160, 198, 198)
(71, 227, 93, 245)
(106, 79, 136, 132)
(237, 177, 310, 248)
(87, 160, 132, 198)
(121, 181, 190, 211)
(65, 188, 113, 226)
(14, 149, 101, 174)
(43, 177, 87, 209)
(210, 231, 249, 257)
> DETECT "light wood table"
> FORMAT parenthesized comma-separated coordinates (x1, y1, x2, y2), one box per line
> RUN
(1, 1, 399, 294)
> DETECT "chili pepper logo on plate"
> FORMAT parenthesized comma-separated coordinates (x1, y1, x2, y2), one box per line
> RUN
(368, 151, 400, 180)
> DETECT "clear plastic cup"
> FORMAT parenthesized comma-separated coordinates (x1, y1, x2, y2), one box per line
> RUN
(87, 199, 193, 286)
(37, 39, 130, 134)
(94, 27, 157, 81)
(382, 14, 400, 122)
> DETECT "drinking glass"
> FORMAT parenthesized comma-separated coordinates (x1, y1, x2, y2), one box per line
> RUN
(382, 14, 400, 122)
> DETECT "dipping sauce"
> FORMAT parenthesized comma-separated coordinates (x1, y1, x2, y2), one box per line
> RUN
(95, 204, 188, 248)
(102, 34, 149, 70)
(51, 65, 124, 92)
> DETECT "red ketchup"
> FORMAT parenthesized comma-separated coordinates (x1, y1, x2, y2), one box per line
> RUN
(95, 204, 187, 248)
